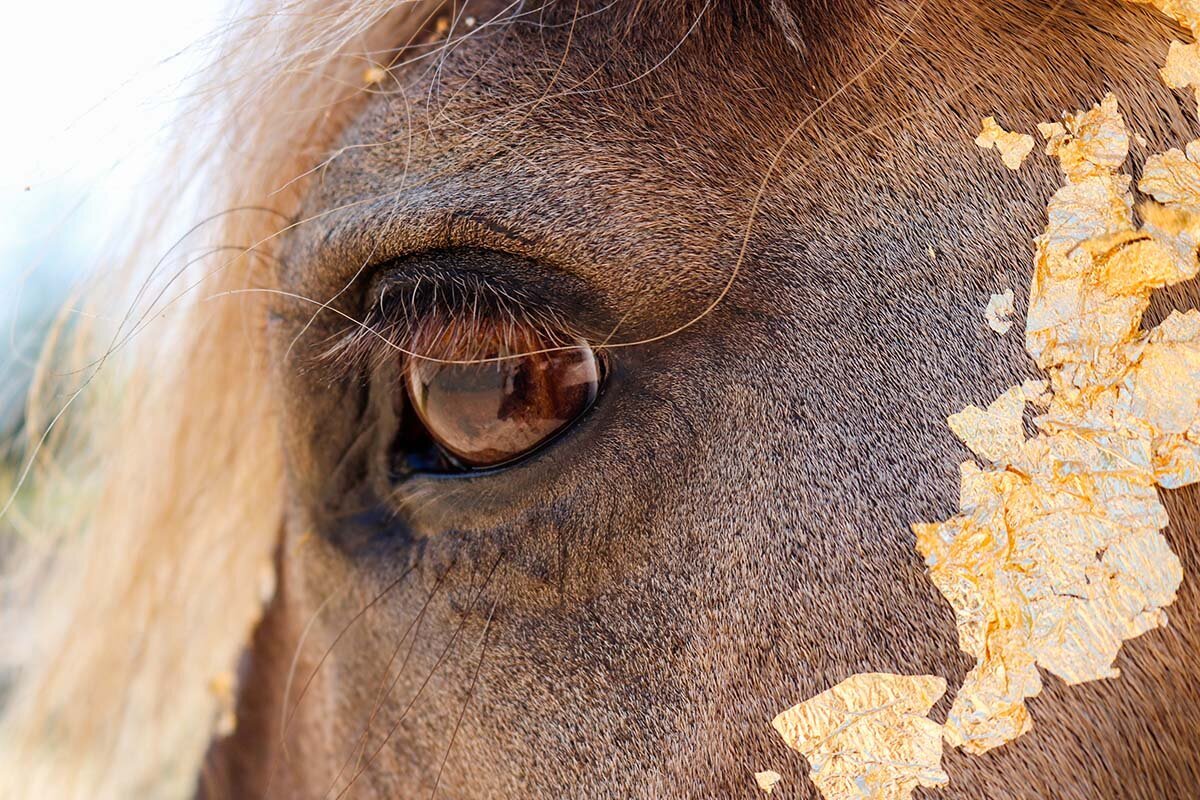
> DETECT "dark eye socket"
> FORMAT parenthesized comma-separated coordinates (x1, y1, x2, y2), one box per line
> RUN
(403, 320, 603, 469)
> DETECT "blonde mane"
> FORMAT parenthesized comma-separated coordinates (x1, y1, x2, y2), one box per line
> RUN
(0, 2, 443, 796)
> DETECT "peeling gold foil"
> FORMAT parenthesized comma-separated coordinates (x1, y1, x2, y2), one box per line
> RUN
(1040, 94, 1130, 182)
(976, 117, 1035, 170)
(753, 770, 782, 795)
(1142, 141, 1200, 211)
(947, 384, 1027, 464)
(1131, 1, 1200, 117)
(771, 674, 948, 800)
(773, 6, 1200, 794)
(915, 91, 1195, 755)
(1161, 40, 1200, 115)
(1130, 0, 1200, 32)
(985, 289, 1016, 334)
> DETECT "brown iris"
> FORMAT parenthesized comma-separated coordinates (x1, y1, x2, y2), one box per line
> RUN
(405, 323, 602, 468)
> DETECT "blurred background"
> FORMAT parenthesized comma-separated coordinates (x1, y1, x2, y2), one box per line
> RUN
(0, 1, 225, 498)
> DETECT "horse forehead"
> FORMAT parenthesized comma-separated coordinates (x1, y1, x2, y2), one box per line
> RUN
(302, 0, 1088, 381)
(325, 3, 1010, 252)
(346, 29, 794, 202)
(297, 26, 850, 352)
(300, 5, 1028, 456)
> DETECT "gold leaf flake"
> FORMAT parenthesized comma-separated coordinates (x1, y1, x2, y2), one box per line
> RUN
(1037, 120, 1066, 141)
(771, 673, 948, 800)
(753, 770, 782, 795)
(1128, 0, 1200, 35)
(1141, 142, 1200, 211)
(363, 66, 387, 85)
(1120, 310, 1200, 487)
(1139, 142, 1200, 278)
(1160, 40, 1200, 117)
(947, 384, 1026, 463)
(976, 117, 1035, 170)
(1040, 94, 1130, 183)
(1024, 95, 1155, 389)
(985, 289, 1016, 334)
(916, 91, 1192, 755)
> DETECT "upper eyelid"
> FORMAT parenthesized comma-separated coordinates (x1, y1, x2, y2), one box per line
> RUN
(297, 201, 564, 288)
(313, 252, 592, 376)
(368, 247, 612, 332)
(285, 200, 621, 358)
(292, 196, 613, 313)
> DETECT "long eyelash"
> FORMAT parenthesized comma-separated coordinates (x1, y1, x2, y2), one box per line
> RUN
(313, 272, 585, 381)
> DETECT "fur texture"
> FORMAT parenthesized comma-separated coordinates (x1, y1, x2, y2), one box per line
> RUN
(4, 1, 1199, 798)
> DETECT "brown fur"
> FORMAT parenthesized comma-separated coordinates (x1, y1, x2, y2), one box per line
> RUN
(199, 1, 1200, 797)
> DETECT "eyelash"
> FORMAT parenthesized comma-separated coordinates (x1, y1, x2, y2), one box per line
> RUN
(315, 269, 586, 379)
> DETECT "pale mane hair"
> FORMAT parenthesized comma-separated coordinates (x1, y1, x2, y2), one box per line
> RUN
(0, 2, 445, 796)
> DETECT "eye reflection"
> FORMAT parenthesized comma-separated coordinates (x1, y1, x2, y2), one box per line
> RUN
(405, 328, 601, 468)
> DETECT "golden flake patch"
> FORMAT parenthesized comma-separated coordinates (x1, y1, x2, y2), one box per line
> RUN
(985, 289, 1016, 334)
(947, 384, 1027, 464)
(1129, 0, 1200, 35)
(771, 673, 948, 800)
(1141, 141, 1200, 211)
(772, 4, 1200, 794)
(1039, 94, 1129, 182)
(1161, 40, 1200, 116)
(753, 770, 782, 795)
(976, 117, 1034, 170)
(915, 92, 1195, 755)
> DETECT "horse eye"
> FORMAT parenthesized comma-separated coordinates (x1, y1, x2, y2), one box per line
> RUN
(404, 327, 602, 469)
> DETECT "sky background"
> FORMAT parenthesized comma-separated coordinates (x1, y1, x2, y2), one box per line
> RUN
(0, 1, 226, 433)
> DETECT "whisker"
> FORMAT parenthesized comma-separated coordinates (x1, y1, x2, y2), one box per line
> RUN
(49, 244, 281, 380)
(278, 576, 352, 756)
(428, 581, 501, 799)
(330, 556, 502, 800)
(263, 560, 418, 796)
(341, 558, 458, 784)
